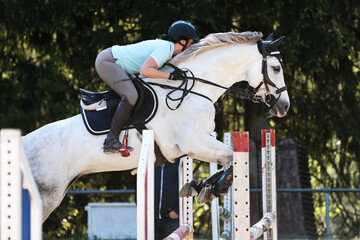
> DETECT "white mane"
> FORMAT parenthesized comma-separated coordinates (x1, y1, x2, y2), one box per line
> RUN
(169, 31, 263, 65)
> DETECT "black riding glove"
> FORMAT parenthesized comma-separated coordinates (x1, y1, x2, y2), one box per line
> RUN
(168, 69, 186, 80)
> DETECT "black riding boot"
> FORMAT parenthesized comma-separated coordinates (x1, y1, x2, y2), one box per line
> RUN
(103, 96, 134, 153)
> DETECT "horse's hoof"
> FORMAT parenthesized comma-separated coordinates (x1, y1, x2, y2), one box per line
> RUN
(179, 180, 199, 197)
(197, 185, 216, 204)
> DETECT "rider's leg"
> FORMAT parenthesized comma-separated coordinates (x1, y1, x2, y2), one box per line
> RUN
(103, 95, 134, 153)
(95, 48, 139, 153)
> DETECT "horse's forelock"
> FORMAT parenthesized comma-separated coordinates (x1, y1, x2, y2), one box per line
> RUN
(169, 31, 263, 66)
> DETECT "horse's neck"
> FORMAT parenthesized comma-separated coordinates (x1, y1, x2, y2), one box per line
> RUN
(177, 43, 258, 102)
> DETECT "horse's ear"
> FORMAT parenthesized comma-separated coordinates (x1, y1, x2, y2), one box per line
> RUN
(266, 33, 274, 41)
(267, 36, 285, 52)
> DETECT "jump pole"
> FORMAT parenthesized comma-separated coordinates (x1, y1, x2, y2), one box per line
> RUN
(163, 223, 193, 240)
(221, 132, 234, 240)
(179, 156, 194, 240)
(232, 132, 251, 238)
(261, 130, 277, 240)
(211, 132, 233, 240)
(210, 132, 220, 239)
(137, 130, 155, 240)
(0, 129, 42, 240)
(209, 131, 277, 239)
(137, 130, 193, 240)
(210, 162, 220, 239)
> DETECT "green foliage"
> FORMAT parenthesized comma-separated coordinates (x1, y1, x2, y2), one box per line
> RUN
(1, 0, 359, 238)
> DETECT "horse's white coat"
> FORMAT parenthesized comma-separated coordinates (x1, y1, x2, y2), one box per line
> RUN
(22, 32, 290, 221)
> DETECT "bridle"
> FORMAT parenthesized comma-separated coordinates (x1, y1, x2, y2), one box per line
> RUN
(251, 38, 288, 108)
(250, 52, 287, 108)
(145, 35, 287, 110)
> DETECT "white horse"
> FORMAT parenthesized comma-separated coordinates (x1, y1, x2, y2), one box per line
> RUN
(22, 31, 290, 222)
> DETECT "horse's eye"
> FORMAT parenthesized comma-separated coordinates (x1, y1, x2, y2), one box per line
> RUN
(272, 66, 281, 72)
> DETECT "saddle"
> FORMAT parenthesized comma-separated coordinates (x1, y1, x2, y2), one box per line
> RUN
(80, 77, 172, 166)
(79, 77, 158, 135)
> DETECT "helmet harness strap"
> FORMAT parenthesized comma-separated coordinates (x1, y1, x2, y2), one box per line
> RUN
(178, 39, 191, 52)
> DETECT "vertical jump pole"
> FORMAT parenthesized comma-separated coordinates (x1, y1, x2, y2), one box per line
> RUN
(179, 156, 193, 240)
(210, 132, 220, 239)
(1, 129, 22, 240)
(137, 130, 155, 240)
(210, 162, 220, 239)
(221, 132, 233, 240)
(261, 130, 278, 240)
(0, 129, 42, 240)
(232, 132, 250, 239)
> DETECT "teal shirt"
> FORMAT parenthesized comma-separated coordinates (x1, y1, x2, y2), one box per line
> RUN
(111, 39, 175, 74)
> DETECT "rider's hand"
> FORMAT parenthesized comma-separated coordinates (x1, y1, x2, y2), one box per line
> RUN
(168, 210, 179, 219)
(168, 68, 186, 80)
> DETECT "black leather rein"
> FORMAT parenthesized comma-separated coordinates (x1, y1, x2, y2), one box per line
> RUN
(145, 63, 259, 111)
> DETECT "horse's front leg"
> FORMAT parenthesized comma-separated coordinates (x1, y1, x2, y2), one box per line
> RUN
(178, 131, 234, 203)
(182, 131, 232, 168)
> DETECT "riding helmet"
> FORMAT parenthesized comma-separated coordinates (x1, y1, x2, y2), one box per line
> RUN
(168, 20, 198, 43)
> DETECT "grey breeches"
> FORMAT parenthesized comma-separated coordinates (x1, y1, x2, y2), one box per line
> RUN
(95, 47, 138, 106)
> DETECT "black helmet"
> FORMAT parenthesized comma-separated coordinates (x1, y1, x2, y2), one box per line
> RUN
(168, 20, 198, 43)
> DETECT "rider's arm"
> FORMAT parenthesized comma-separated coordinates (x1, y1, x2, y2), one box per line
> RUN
(140, 56, 171, 79)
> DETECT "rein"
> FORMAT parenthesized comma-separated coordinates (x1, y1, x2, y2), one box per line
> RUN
(145, 65, 212, 110)
(146, 63, 259, 111)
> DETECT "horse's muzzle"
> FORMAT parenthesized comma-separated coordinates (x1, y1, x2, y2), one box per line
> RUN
(268, 99, 289, 118)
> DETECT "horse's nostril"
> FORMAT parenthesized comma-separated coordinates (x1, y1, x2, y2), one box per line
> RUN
(284, 105, 289, 112)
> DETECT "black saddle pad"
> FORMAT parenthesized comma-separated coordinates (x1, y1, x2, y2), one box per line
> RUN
(80, 78, 158, 135)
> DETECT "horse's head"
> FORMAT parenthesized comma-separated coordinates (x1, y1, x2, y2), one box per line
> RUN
(247, 33, 290, 118)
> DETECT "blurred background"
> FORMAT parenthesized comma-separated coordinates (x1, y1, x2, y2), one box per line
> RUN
(0, 0, 359, 239)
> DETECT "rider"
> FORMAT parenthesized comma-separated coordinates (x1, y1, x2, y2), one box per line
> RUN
(95, 20, 198, 154)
